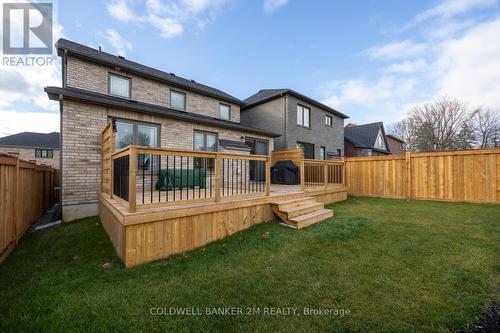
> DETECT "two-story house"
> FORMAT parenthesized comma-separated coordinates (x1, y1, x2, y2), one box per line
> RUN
(240, 89, 348, 160)
(45, 39, 278, 222)
(0, 132, 60, 169)
(344, 122, 402, 157)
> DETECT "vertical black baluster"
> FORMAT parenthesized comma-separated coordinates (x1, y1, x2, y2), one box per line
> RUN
(204, 157, 207, 198)
(239, 159, 242, 195)
(173, 156, 176, 202)
(244, 159, 246, 194)
(142, 154, 145, 204)
(158, 155, 161, 203)
(180, 156, 183, 201)
(221, 158, 224, 196)
(209, 157, 212, 198)
(150, 154, 153, 204)
(166, 156, 169, 202)
(231, 159, 234, 195)
(192, 157, 195, 200)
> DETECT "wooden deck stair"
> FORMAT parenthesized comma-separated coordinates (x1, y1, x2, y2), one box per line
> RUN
(271, 197, 333, 229)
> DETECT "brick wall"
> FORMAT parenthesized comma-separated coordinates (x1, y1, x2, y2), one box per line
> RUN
(0, 147, 60, 169)
(61, 99, 273, 208)
(66, 56, 241, 122)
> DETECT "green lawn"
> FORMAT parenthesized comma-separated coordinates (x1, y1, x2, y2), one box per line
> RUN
(0, 197, 499, 332)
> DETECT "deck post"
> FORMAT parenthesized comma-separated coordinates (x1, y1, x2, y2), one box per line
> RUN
(405, 151, 411, 200)
(300, 160, 305, 192)
(214, 154, 221, 202)
(265, 157, 271, 196)
(342, 157, 346, 186)
(128, 146, 137, 212)
(323, 161, 328, 190)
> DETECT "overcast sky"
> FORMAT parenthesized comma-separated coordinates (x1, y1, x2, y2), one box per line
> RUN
(1, 0, 500, 137)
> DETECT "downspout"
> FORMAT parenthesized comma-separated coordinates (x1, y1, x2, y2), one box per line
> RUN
(282, 93, 288, 148)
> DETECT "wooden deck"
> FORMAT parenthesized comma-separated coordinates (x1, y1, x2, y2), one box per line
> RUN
(99, 184, 347, 267)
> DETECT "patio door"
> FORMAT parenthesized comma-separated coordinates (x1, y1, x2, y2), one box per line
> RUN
(297, 141, 315, 159)
(245, 138, 268, 181)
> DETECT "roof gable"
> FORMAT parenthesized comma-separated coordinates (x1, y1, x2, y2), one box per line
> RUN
(0, 132, 60, 149)
(242, 89, 349, 119)
(56, 38, 243, 106)
(344, 122, 389, 152)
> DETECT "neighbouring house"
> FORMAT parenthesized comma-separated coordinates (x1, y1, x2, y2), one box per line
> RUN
(0, 132, 60, 169)
(385, 134, 405, 155)
(344, 122, 395, 157)
(240, 89, 349, 160)
(44, 38, 278, 222)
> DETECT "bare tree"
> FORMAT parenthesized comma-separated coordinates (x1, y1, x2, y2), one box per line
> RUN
(388, 96, 480, 152)
(475, 108, 500, 148)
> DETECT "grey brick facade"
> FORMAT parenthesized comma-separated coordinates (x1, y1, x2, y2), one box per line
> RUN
(241, 94, 345, 159)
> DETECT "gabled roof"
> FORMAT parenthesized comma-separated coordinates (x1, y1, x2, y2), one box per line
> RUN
(56, 38, 243, 106)
(45, 86, 280, 138)
(344, 122, 390, 152)
(0, 132, 60, 149)
(386, 134, 405, 143)
(242, 89, 349, 119)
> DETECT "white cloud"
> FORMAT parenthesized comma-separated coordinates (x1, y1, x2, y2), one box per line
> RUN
(106, 0, 137, 21)
(101, 29, 133, 55)
(383, 59, 428, 74)
(263, 0, 289, 13)
(435, 18, 500, 108)
(105, 0, 226, 39)
(322, 76, 416, 110)
(412, 0, 497, 24)
(318, 0, 500, 124)
(0, 110, 59, 138)
(364, 41, 427, 60)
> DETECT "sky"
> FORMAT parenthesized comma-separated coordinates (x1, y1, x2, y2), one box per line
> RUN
(1, 0, 500, 137)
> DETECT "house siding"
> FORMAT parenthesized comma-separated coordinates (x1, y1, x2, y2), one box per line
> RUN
(285, 95, 344, 159)
(0, 147, 60, 169)
(241, 95, 345, 159)
(386, 136, 404, 155)
(61, 99, 272, 221)
(66, 56, 241, 123)
(240, 97, 286, 148)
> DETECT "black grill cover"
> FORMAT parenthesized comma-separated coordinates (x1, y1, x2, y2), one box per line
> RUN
(271, 160, 300, 185)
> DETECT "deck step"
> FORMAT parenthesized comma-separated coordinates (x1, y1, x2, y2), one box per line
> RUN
(289, 209, 333, 229)
(282, 202, 324, 218)
(271, 197, 316, 210)
(271, 196, 333, 229)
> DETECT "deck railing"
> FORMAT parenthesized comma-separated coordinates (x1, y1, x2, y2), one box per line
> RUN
(110, 145, 270, 212)
(300, 159, 345, 191)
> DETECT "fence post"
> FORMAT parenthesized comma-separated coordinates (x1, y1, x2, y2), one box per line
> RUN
(342, 158, 346, 187)
(12, 157, 19, 245)
(405, 151, 412, 200)
(265, 157, 271, 196)
(300, 160, 305, 192)
(214, 154, 221, 202)
(128, 147, 137, 212)
(323, 161, 328, 190)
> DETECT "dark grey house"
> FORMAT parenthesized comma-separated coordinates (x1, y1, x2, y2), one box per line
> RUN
(241, 89, 348, 159)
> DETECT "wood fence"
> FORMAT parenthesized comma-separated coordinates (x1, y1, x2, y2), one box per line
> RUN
(0, 154, 58, 264)
(345, 148, 500, 203)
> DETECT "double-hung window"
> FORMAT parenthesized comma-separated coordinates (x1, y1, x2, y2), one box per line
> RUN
(325, 115, 332, 126)
(171, 90, 186, 110)
(109, 73, 131, 98)
(297, 104, 311, 127)
(219, 103, 230, 120)
(193, 130, 218, 170)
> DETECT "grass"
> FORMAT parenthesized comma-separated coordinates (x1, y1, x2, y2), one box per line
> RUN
(0, 197, 499, 332)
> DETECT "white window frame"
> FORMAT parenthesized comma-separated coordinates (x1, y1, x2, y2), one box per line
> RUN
(297, 104, 311, 128)
(108, 73, 131, 98)
(325, 115, 332, 126)
(219, 103, 231, 120)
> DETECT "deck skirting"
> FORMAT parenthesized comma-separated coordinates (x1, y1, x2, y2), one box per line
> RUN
(98, 186, 347, 267)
